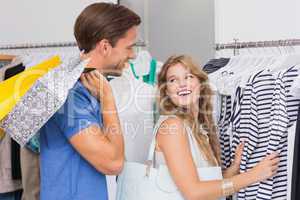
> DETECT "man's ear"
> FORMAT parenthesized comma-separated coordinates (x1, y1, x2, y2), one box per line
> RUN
(95, 39, 112, 57)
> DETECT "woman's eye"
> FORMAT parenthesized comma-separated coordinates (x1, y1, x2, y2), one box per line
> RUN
(168, 79, 175, 83)
(186, 75, 194, 79)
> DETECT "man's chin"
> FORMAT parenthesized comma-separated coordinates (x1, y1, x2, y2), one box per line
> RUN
(105, 71, 122, 77)
(99, 69, 123, 77)
(101, 62, 127, 77)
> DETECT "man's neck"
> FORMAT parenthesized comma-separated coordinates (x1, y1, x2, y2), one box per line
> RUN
(85, 51, 105, 69)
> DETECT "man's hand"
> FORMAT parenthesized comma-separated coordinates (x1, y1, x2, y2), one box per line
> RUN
(80, 70, 112, 101)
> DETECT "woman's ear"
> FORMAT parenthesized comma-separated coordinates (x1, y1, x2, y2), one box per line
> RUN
(96, 39, 112, 57)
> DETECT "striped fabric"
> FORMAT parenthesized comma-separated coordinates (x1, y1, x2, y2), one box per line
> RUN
(218, 95, 232, 169)
(217, 66, 300, 200)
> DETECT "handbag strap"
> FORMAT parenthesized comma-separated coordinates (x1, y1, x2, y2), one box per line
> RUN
(146, 116, 201, 167)
(146, 115, 177, 165)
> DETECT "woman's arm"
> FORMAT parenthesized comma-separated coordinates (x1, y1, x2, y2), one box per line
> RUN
(156, 118, 279, 200)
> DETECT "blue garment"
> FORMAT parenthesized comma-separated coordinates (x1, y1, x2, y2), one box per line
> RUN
(39, 81, 108, 200)
(0, 190, 22, 200)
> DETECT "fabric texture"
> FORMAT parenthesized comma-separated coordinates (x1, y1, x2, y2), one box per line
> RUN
(20, 147, 40, 200)
(227, 67, 300, 200)
(291, 104, 300, 200)
(0, 134, 22, 193)
(203, 58, 230, 74)
(3, 63, 26, 181)
(110, 67, 156, 163)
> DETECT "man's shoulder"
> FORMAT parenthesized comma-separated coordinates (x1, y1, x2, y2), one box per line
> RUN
(67, 81, 93, 105)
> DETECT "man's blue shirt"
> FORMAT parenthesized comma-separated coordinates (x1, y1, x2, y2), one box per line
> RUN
(40, 81, 108, 200)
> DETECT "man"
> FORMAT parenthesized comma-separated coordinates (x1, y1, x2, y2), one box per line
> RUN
(39, 3, 141, 200)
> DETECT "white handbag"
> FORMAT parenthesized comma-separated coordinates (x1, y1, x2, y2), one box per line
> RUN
(116, 116, 224, 200)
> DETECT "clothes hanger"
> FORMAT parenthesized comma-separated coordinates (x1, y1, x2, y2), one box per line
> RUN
(233, 44, 272, 92)
(269, 44, 300, 73)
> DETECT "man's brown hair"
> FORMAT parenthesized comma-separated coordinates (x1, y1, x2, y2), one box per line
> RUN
(74, 3, 141, 53)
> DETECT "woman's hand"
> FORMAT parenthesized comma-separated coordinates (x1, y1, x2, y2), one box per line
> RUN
(250, 152, 280, 182)
(80, 70, 112, 101)
(231, 142, 244, 172)
(223, 142, 244, 178)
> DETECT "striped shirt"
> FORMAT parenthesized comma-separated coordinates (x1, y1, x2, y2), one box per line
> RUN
(217, 66, 299, 200)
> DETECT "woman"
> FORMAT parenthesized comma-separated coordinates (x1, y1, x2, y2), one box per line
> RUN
(82, 55, 279, 200)
(152, 55, 279, 200)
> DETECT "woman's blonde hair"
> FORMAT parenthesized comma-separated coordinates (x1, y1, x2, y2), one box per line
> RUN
(157, 55, 221, 166)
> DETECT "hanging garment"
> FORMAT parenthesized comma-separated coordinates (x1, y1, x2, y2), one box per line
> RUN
(20, 146, 40, 200)
(10, 140, 21, 180)
(0, 134, 22, 193)
(291, 104, 300, 200)
(110, 56, 159, 163)
(4, 64, 25, 80)
(0, 55, 86, 146)
(203, 58, 230, 74)
(0, 56, 61, 121)
(218, 95, 233, 169)
(0, 190, 22, 200)
(110, 65, 157, 163)
(4, 63, 26, 181)
(0, 129, 4, 140)
(107, 60, 159, 200)
(0, 61, 11, 70)
(130, 58, 158, 85)
(228, 67, 300, 200)
(0, 61, 19, 81)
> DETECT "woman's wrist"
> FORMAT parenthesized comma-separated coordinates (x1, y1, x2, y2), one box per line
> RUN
(244, 168, 260, 184)
(223, 164, 240, 178)
(221, 178, 235, 197)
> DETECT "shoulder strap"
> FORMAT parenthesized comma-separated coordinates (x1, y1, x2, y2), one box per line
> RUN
(146, 115, 176, 163)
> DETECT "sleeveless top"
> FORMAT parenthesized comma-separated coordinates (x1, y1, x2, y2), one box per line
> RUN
(154, 115, 218, 168)
(153, 116, 224, 200)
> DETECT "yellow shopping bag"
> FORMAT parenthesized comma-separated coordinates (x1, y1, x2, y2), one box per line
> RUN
(0, 56, 61, 120)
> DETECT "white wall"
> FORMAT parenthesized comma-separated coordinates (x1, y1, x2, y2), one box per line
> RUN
(121, 0, 215, 65)
(148, 0, 215, 64)
(215, 0, 300, 43)
(0, 0, 117, 46)
(118, 0, 148, 44)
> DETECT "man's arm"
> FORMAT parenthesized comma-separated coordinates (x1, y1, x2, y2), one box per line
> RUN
(69, 124, 124, 175)
(69, 72, 124, 175)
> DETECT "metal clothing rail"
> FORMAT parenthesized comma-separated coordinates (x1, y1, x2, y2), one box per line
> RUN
(0, 40, 147, 50)
(215, 39, 300, 51)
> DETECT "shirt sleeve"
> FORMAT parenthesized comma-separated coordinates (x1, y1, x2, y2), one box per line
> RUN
(54, 89, 101, 139)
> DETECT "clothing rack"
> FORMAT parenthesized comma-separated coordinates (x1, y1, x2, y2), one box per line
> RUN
(215, 39, 300, 56)
(0, 41, 147, 50)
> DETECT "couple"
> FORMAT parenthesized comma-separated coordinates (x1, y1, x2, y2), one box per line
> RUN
(39, 3, 279, 200)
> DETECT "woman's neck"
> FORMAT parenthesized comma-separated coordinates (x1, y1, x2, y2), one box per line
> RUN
(190, 102, 199, 120)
